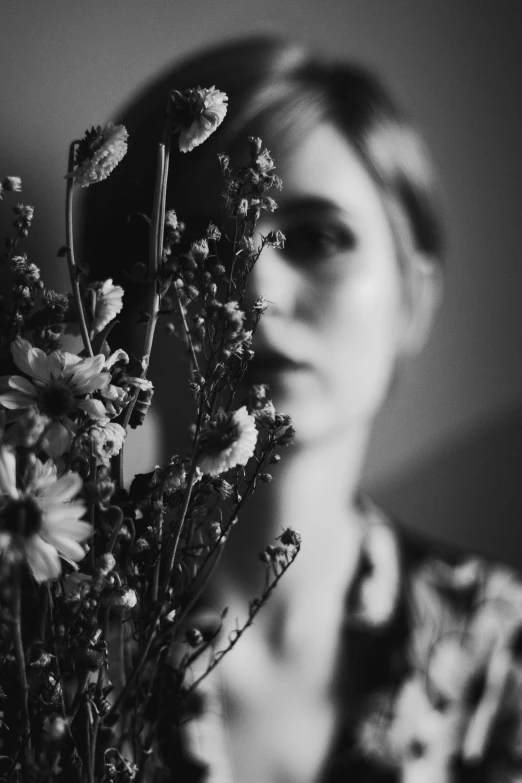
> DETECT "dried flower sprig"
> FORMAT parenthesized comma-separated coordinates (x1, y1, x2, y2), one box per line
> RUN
(0, 84, 298, 782)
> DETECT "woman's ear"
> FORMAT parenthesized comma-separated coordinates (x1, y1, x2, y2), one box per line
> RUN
(400, 253, 443, 356)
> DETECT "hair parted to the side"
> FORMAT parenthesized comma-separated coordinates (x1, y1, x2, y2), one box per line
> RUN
(83, 35, 443, 290)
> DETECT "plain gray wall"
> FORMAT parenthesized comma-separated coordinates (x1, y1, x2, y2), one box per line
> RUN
(1, 1, 521, 562)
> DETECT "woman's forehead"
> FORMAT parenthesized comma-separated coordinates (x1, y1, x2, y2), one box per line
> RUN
(273, 123, 389, 225)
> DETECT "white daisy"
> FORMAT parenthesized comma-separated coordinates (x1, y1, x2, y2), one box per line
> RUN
(197, 406, 258, 476)
(0, 338, 110, 458)
(0, 446, 91, 582)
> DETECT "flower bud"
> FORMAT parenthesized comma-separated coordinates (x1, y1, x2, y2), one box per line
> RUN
(279, 528, 302, 547)
(206, 223, 221, 242)
(44, 714, 67, 742)
(249, 136, 263, 157)
(164, 209, 178, 230)
(208, 522, 222, 543)
(106, 586, 138, 610)
(185, 628, 204, 647)
(238, 198, 249, 216)
(264, 230, 285, 249)
(252, 295, 268, 314)
(261, 196, 278, 212)
(96, 553, 116, 576)
(191, 238, 209, 263)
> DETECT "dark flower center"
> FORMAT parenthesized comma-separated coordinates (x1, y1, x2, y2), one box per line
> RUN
(40, 382, 75, 417)
(1, 498, 42, 537)
(198, 421, 239, 457)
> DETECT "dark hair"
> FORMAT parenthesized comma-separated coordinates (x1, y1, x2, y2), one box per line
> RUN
(83, 35, 442, 289)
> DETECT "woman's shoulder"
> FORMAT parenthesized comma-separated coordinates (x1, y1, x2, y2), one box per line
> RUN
(328, 497, 522, 782)
(348, 494, 522, 633)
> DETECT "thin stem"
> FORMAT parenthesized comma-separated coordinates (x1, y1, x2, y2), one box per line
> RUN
(118, 619, 126, 688)
(65, 142, 93, 358)
(106, 611, 160, 719)
(107, 511, 124, 554)
(47, 585, 67, 719)
(189, 546, 300, 694)
(12, 568, 31, 765)
(85, 701, 95, 783)
(116, 388, 139, 488)
(173, 283, 200, 375)
(168, 531, 228, 635)
(160, 466, 197, 600)
(39, 582, 48, 641)
(117, 128, 169, 485)
(151, 508, 164, 604)
(67, 669, 90, 726)
(90, 711, 100, 783)
(89, 664, 105, 780)
(139, 105, 174, 380)
(136, 643, 168, 755)
(107, 466, 197, 719)
(141, 143, 165, 375)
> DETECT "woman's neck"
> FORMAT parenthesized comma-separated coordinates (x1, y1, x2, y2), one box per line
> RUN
(213, 424, 370, 627)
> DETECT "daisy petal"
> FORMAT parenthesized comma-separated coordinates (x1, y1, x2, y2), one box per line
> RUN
(180, 121, 202, 153)
(70, 370, 110, 395)
(70, 355, 106, 377)
(26, 536, 61, 582)
(41, 420, 74, 459)
(77, 397, 108, 419)
(0, 390, 35, 409)
(7, 375, 38, 396)
(60, 352, 83, 370)
(105, 349, 129, 369)
(11, 338, 51, 384)
(48, 352, 64, 381)
(125, 376, 153, 391)
(0, 532, 14, 552)
(42, 531, 89, 563)
(45, 506, 86, 526)
(30, 459, 57, 492)
(0, 447, 18, 499)
(40, 471, 82, 505)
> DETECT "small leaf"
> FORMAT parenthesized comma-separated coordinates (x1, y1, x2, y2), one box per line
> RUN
(90, 319, 118, 355)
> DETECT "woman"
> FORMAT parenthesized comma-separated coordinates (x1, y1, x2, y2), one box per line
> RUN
(85, 37, 522, 783)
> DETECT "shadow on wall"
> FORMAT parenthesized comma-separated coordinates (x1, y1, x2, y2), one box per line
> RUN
(370, 402, 522, 570)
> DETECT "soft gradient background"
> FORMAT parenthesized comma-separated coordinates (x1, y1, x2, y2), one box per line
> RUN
(1, 1, 521, 563)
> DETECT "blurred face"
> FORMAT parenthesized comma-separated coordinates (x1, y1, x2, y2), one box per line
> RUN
(247, 122, 411, 444)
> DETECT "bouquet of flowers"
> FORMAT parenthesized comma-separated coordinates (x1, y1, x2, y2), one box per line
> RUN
(0, 86, 299, 782)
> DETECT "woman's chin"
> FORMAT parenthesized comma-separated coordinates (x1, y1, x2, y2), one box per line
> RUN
(268, 384, 336, 445)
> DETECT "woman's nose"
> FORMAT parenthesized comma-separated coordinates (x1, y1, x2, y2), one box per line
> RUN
(246, 243, 301, 319)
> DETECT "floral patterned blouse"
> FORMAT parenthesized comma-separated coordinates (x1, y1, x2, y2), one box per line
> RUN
(179, 500, 522, 783)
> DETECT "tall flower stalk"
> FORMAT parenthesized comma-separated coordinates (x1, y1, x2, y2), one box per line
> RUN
(65, 142, 94, 358)
(12, 567, 31, 769)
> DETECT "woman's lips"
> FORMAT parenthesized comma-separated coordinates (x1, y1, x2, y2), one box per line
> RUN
(248, 352, 310, 376)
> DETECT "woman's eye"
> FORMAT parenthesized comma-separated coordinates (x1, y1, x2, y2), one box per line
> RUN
(282, 223, 356, 263)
